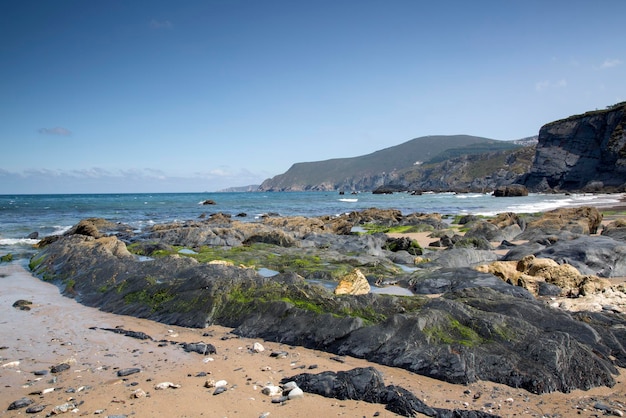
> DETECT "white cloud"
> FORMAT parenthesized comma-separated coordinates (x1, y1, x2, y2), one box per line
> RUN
(150, 19, 173, 29)
(38, 127, 72, 136)
(535, 79, 567, 92)
(599, 58, 622, 69)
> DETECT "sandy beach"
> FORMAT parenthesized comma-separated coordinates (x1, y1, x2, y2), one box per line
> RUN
(1, 261, 625, 418)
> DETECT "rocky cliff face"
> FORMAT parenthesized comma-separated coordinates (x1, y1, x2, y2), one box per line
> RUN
(522, 103, 626, 192)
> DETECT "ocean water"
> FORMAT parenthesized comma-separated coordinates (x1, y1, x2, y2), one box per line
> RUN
(0, 191, 623, 257)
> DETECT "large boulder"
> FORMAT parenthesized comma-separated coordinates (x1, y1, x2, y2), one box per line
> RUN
(517, 206, 603, 239)
(493, 184, 528, 197)
(334, 268, 370, 295)
(601, 218, 626, 241)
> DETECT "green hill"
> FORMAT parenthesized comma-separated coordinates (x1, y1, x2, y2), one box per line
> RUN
(259, 135, 521, 191)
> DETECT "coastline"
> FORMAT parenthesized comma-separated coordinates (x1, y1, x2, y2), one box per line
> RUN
(2, 199, 626, 417)
(2, 262, 625, 418)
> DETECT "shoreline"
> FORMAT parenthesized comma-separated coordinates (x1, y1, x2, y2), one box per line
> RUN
(2, 201, 626, 417)
(2, 262, 626, 418)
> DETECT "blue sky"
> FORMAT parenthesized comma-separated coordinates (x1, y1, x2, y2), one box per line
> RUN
(1, 0, 624, 193)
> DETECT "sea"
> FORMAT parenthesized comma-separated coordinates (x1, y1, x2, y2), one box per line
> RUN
(0, 191, 623, 260)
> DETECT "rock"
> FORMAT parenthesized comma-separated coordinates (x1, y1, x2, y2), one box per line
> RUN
(7, 397, 33, 410)
(117, 368, 141, 377)
(261, 385, 282, 396)
(131, 388, 147, 398)
(493, 184, 528, 197)
(25, 404, 46, 413)
(50, 402, 76, 414)
(252, 342, 265, 353)
(384, 237, 422, 256)
(50, 363, 70, 373)
(213, 386, 227, 395)
(202, 199, 216, 205)
(12, 299, 32, 310)
(334, 268, 370, 295)
(521, 103, 626, 192)
(601, 218, 626, 241)
(283, 367, 498, 417)
(523, 206, 603, 235)
(154, 381, 181, 390)
(287, 387, 304, 399)
(182, 342, 217, 355)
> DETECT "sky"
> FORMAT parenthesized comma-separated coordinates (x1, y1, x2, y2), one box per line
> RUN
(1, 0, 624, 194)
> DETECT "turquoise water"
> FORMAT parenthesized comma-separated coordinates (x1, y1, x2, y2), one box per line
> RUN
(0, 191, 622, 253)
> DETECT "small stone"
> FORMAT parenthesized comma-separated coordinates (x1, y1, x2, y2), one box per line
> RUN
(131, 388, 147, 398)
(50, 402, 76, 414)
(204, 379, 216, 388)
(281, 381, 298, 392)
(117, 367, 141, 377)
(33, 370, 48, 376)
(287, 387, 304, 400)
(213, 386, 227, 395)
(154, 382, 181, 390)
(252, 342, 265, 353)
(25, 404, 46, 413)
(215, 379, 227, 387)
(8, 397, 34, 410)
(50, 363, 70, 373)
(271, 395, 289, 403)
(262, 385, 282, 396)
(613, 409, 624, 417)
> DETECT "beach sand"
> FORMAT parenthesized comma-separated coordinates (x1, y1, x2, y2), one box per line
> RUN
(1, 263, 625, 417)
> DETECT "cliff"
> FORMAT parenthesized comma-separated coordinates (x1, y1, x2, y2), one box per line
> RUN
(522, 102, 626, 192)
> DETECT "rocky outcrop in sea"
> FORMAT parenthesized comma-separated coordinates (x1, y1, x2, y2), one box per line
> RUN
(29, 207, 626, 395)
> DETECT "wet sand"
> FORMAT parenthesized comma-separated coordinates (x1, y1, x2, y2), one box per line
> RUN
(1, 263, 625, 417)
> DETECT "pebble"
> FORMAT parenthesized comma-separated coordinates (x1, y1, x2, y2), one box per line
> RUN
(7, 397, 33, 410)
(50, 402, 76, 414)
(117, 367, 141, 377)
(261, 385, 282, 396)
(50, 363, 70, 373)
(2, 360, 20, 368)
(287, 387, 304, 400)
(213, 386, 227, 395)
(154, 381, 181, 390)
(252, 342, 265, 353)
(25, 404, 46, 413)
(131, 388, 147, 398)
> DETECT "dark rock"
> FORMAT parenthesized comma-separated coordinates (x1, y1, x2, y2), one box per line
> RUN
(525, 235, 626, 277)
(117, 368, 141, 377)
(202, 199, 217, 205)
(50, 363, 70, 373)
(27, 231, 39, 239)
(409, 268, 533, 299)
(100, 327, 153, 340)
(601, 218, 626, 241)
(537, 281, 563, 297)
(213, 386, 227, 395)
(284, 367, 498, 418)
(33, 370, 48, 376)
(25, 404, 46, 413)
(384, 237, 422, 255)
(12, 299, 32, 310)
(493, 184, 528, 197)
(521, 103, 626, 192)
(182, 342, 217, 355)
(7, 397, 33, 410)
(29, 217, 626, 395)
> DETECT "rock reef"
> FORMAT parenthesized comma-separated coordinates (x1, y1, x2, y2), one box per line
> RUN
(30, 207, 626, 396)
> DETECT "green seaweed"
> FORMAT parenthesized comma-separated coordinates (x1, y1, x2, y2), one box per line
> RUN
(423, 317, 484, 347)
